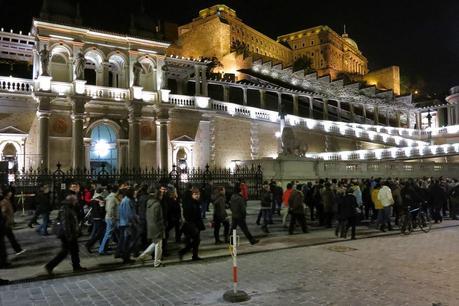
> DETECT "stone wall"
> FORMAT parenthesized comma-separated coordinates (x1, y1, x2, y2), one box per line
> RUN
(49, 137, 71, 169)
(140, 141, 156, 169)
(363, 66, 401, 95)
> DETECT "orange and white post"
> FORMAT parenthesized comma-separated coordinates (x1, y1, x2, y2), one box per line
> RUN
(230, 229, 239, 294)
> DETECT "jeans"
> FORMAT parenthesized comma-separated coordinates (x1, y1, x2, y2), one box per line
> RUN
(46, 237, 80, 271)
(260, 209, 270, 227)
(281, 207, 289, 226)
(289, 213, 308, 234)
(213, 216, 229, 242)
(98, 219, 114, 254)
(139, 239, 162, 266)
(37, 212, 50, 235)
(117, 225, 132, 262)
(86, 220, 106, 249)
(4, 227, 22, 253)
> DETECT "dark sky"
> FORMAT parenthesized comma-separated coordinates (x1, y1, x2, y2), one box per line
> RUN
(1, 0, 458, 95)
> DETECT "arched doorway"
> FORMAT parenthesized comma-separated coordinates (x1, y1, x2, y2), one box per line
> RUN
(176, 147, 188, 171)
(89, 123, 117, 173)
(2, 143, 17, 171)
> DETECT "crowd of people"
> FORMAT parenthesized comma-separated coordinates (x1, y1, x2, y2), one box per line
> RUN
(0, 175, 458, 281)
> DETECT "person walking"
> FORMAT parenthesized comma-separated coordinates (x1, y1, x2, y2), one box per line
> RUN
(371, 181, 384, 231)
(378, 181, 394, 231)
(212, 186, 229, 244)
(281, 183, 294, 227)
(165, 188, 182, 244)
(35, 185, 52, 236)
(230, 185, 259, 245)
(98, 185, 120, 255)
(45, 195, 86, 274)
(336, 187, 358, 239)
(288, 188, 309, 234)
(259, 182, 272, 233)
(321, 182, 336, 228)
(85, 195, 106, 253)
(0, 189, 25, 256)
(0, 206, 9, 269)
(179, 187, 205, 261)
(117, 187, 137, 264)
(137, 186, 165, 267)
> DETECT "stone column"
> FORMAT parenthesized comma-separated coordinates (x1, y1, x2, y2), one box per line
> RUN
(396, 111, 401, 127)
(447, 105, 452, 125)
(37, 111, 51, 170)
(416, 112, 422, 129)
(385, 109, 390, 126)
(259, 89, 266, 109)
(309, 96, 314, 119)
(71, 97, 86, 170)
(323, 98, 329, 120)
(406, 111, 411, 128)
(374, 106, 379, 125)
(84, 138, 91, 171)
(336, 100, 341, 121)
(201, 66, 208, 97)
(102, 61, 110, 87)
(128, 102, 142, 169)
(292, 94, 299, 116)
(156, 108, 170, 169)
(223, 85, 229, 102)
(194, 65, 201, 96)
(277, 92, 282, 113)
(242, 87, 248, 106)
(455, 103, 459, 125)
(362, 104, 367, 123)
(117, 140, 128, 170)
(349, 103, 355, 122)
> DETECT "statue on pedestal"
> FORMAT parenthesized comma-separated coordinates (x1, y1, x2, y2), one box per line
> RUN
(281, 127, 309, 158)
(133, 61, 144, 86)
(37, 45, 50, 76)
(74, 52, 86, 80)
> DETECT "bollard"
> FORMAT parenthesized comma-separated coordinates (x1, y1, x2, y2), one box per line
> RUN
(223, 229, 250, 303)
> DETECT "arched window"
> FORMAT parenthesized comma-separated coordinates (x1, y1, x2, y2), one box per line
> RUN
(90, 123, 117, 172)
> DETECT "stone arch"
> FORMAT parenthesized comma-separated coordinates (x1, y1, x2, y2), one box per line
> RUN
(0, 140, 23, 171)
(85, 118, 125, 139)
(107, 52, 128, 88)
(49, 44, 72, 82)
(84, 48, 105, 85)
(138, 56, 157, 91)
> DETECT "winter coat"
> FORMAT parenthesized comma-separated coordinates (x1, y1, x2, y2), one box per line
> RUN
(105, 192, 120, 221)
(136, 193, 149, 222)
(337, 193, 358, 220)
(378, 186, 394, 207)
(213, 194, 228, 220)
(167, 197, 182, 224)
(260, 189, 272, 209)
(119, 196, 136, 227)
(35, 192, 52, 214)
(429, 183, 447, 209)
(182, 197, 205, 231)
(146, 196, 165, 241)
(230, 193, 247, 219)
(288, 190, 305, 215)
(89, 199, 105, 221)
(371, 188, 383, 209)
(0, 198, 14, 228)
(321, 188, 336, 213)
(59, 203, 79, 241)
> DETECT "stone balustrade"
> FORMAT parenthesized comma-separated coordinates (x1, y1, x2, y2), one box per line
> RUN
(84, 85, 130, 101)
(168, 94, 195, 107)
(0, 76, 33, 93)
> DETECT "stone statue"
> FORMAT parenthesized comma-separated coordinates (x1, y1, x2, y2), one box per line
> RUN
(133, 61, 144, 86)
(281, 127, 309, 157)
(74, 51, 86, 80)
(38, 45, 50, 76)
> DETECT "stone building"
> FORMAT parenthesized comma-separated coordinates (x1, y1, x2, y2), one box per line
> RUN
(0, 11, 458, 179)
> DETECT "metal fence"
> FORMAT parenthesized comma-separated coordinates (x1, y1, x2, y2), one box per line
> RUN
(9, 163, 263, 209)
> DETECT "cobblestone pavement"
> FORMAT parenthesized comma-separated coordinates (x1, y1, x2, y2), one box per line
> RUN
(2, 221, 459, 305)
(2, 202, 459, 285)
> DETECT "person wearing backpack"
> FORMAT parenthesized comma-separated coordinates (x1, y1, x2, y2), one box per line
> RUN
(45, 195, 87, 275)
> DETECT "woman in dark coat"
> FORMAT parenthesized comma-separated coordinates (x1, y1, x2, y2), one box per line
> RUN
(336, 187, 358, 239)
(179, 187, 205, 261)
(213, 186, 229, 244)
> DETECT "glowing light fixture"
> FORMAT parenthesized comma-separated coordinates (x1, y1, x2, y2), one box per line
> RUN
(94, 140, 110, 157)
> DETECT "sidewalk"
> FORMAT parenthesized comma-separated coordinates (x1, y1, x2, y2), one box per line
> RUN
(2, 201, 458, 283)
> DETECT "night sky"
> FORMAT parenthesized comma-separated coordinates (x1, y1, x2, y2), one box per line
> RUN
(1, 0, 458, 96)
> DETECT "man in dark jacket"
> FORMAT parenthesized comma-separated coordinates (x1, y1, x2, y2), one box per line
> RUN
(45, 195, 86, 275)
(35, 185, 52, 235)
(336, 187, 358, 239)
(85, 195, 106, 253)
(259, 182, 272, 233)
(179, 187, 205, 261)
(230, 185, 259, 245)
(213, 186, 229, 244)
(288, 189, 309, 234)
(0, 207, 9, 269)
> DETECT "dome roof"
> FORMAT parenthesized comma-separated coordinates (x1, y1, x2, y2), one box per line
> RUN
(342, 33, 358, 50)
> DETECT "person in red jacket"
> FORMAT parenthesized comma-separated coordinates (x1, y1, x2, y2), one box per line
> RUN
(281, 183, 294, 227)
(240, 180, 249, 202)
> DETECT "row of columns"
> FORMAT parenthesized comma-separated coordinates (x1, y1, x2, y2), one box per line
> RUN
(447, 103, 459, 125)
(35, 94, 171, 170)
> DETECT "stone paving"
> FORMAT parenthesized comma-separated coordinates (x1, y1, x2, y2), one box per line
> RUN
(2, 202, 459, 285)
(2, 220, 459, 305)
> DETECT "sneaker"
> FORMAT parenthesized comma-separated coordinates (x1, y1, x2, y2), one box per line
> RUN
(15, 249, 26, 256)
(153, 263, 164, 268)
